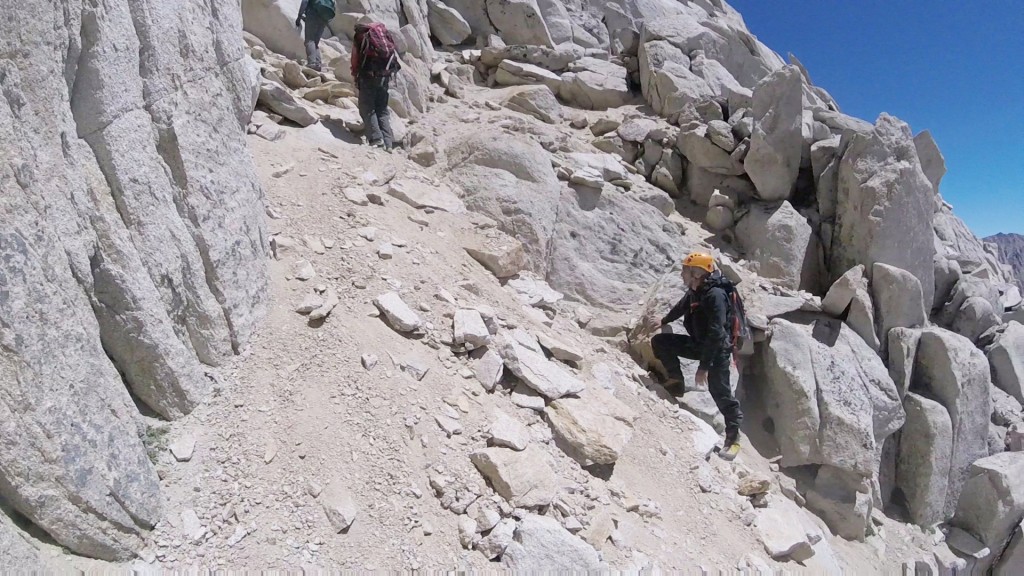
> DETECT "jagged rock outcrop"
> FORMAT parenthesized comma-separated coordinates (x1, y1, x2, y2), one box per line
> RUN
(1, 0, 267, 560)
(830, 114, 937, 308)
(987, 232, 1024, 292)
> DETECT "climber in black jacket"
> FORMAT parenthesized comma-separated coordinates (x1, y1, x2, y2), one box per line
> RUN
(645, 251, 743, 460)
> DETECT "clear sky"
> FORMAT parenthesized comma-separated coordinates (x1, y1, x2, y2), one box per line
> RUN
(728, 1, 1024, 237)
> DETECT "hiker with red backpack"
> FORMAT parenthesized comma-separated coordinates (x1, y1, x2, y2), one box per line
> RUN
(643, 252, 748, 461)
(295, 0, 336, 71)
(351, 22, 401, 151)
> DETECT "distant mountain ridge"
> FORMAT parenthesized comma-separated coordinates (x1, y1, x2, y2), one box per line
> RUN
(986, 232, 1024, 290)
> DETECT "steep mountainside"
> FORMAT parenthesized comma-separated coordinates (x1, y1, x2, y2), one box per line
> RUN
(2, 0, 1023, 572)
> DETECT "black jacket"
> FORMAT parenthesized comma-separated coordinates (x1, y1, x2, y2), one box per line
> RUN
(661, 273, 732, 370)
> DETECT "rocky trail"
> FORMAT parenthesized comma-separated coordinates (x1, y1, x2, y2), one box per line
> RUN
(101, 93, 929, 572)
(3, 0, 1024, 573)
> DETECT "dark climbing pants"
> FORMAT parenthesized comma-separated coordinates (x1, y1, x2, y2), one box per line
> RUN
(358, 76, 393, 148)
(651, 333, 743, 437)
(303, 16, 327, 71)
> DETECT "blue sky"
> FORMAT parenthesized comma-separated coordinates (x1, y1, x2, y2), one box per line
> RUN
(728, 1, 1024, 237)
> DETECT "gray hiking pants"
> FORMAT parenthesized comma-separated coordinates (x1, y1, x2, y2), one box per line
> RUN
(357, 76, 393, 148)
(303, 16, 327, 71)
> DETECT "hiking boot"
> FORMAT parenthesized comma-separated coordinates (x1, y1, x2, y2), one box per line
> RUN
(719, 441, 741, 461)
(719, 429, 740, 461)
(662, 377, 683, 390)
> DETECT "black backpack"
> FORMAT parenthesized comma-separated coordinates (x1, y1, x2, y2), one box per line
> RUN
(721, 281, 752, 356)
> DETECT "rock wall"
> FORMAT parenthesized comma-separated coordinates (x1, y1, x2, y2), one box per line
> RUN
(0, 0, 267, 561)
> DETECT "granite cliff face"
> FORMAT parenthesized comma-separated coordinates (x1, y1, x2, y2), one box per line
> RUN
(0, 0, 268, 561)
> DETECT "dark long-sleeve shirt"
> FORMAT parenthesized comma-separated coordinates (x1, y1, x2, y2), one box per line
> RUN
(661, 275, 732, 370)
(298, 0, 309, 19)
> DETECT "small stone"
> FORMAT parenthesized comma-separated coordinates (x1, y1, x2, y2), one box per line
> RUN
(306, 481, 324, 498)
(458, 516, 477, 548)
(180, 509, 204, 540)
(358, 227, 378, 241)
(343, 187, 369, 206)
(435, 414, 463, 437)
(409, 214, 429, 226)
(308, 288, 339, 321)
(361, 354, 378, 370)
(510, 382, 546, 411)
(264, 440, 279, 464)
(373, 292, 424, 332)
(738, 475, 772, 496)
(168, 435, 197, 463)
(488, 411, 530, 451)
(751, 493, 769, 508)
(421, 522, 434, 536)
(271, 163, 295, 178)
(292, 260, 316, 281)
(400, 358, 430, 381)
(226, 525, 249, 547)
(378, 243, 395, 259)
(295, 293, 323, 315)
(303, 235, 326, 254)
(321, 480, 359, 533)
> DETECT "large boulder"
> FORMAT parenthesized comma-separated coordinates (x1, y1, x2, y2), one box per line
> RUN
(504, 85, 563, 124)
(427, 0, 472, 45)
(989, 322, 1024, 404)
(495, 60, 562, 92)
(560, 66, 632, 110)
(830, 114, 937, 308)
(486, 0, 554, 47)
(496, 332, 585, 400)
(817, 266, 879, 351)
(913, 328, 993, 518)
(544, 186, 687, 309)
(1, 0, 267, 560)
(761, 319, 904, 476)
(690, 51, 752, 110)
(480, 44, 581, 72)
(805, 466, 873, 541)
(258, 79, 318, 126)
(887, 327, 921, 399)
(744, 66, 804, 201)
(897, 392, 954, 526)
(502, 514, 602, 570)
(914, 129, 946, 194)
(242, 0, 306, 59)
(446, 130, 561, 271)
(638, 12, 784, 89)
(953, 452, 1024, 571)
(871, 263, 928, 354)
(546, 386, 638, 465)
(470, 446, 561, 508)
(535, 0, 573, 45)
(934, 207, 1009, 282)
(441, 0, 494, 36)
(996, 523, 1024, 576)
(638, 40, 713, 117)
(677, 123, 746, 175)
(735, 201, 822, 292)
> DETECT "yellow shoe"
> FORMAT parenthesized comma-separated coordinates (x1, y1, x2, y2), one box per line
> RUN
(719, 442, 741, 461)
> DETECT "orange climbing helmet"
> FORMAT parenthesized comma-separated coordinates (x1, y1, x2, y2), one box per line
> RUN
(682, 251, 715, 274)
